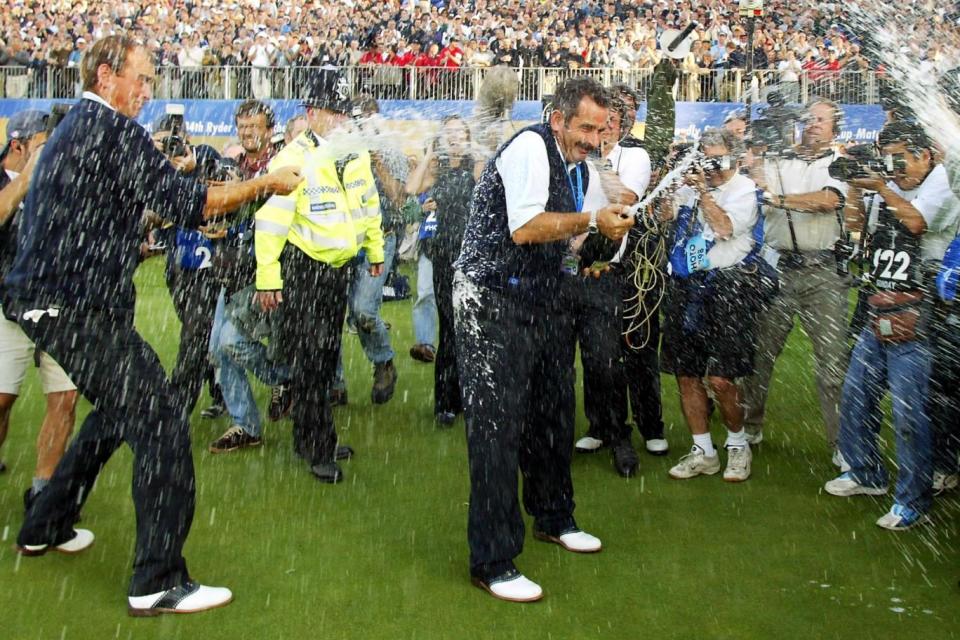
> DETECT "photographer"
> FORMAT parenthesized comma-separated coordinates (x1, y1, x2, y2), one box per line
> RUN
(824, 121, 960, 530)
(4, 36, 301, 614)
(150, 111, 229, 417)
(404, 114, 482, 425)
(660, 128, 768, 484)
(741, 98, 851, 465)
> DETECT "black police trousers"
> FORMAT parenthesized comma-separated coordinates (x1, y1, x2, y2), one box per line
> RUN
(929, 304, 960, 476)
(12, 304, 194, 596)
(454, 273, 577, 578)
(622, 277, 666, 442)
(272, 245, 350, 465)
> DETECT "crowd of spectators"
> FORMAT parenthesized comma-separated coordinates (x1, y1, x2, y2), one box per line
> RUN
(1, 0, 960, 101)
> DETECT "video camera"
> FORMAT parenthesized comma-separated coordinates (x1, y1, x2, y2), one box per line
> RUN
(749, 91, 804, 155)
(828, 145, 902, 182)
(161, 104, 189, 158)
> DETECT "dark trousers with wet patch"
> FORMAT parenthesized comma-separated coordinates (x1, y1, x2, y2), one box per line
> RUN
(560, 271, 629, 443)
(166, 266, 220, 413)
(273, 246, 350, 465)
(432, 255, 462, 416)
(929, 305, 960, 476)
(12, 306, 194, 596)
(454, 273, 576, 577)
(622, 279, 666, 442)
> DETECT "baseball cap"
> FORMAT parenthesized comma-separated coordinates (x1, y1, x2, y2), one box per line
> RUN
(5, 109, 48, 144)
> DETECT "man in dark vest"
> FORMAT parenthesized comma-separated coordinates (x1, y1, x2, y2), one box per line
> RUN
(453, 77, 634, 602)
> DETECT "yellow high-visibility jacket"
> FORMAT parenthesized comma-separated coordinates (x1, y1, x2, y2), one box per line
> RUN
(255, 129, 384, 290)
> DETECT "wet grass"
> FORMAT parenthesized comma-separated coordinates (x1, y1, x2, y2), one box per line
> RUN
(1, 258, 958, 639)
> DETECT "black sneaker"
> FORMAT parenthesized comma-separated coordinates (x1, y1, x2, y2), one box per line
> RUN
(310, 461, 343, 483)
(0, 460, 6, 473)
(436, 411, 457, 427)
(208, 426, 262, 454)
(268, 383, 293, 421)
(335, 445, 354, 461)
(329, 388, 348, 407)
(611, 439, 640, 478)
(409, 344, 436, 363)
(200, 402, 226, 419)
(371, 360, 398, 404)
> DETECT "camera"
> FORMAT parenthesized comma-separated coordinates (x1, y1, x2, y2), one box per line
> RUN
(46, 103, 71, 135)
(783, 251, 806, 269)
(198, 156, 240, 183)
(270, 132, 286, 154)
(162, 104, 188, 158)
(827, 145, 901, 182)
(833, 236, 855, 276)
(749, 91, 804, 155)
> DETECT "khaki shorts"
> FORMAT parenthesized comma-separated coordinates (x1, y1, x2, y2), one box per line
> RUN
(0, 307, 76, 395)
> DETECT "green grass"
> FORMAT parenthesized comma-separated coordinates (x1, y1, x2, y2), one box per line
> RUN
(1, 258, 958, 640)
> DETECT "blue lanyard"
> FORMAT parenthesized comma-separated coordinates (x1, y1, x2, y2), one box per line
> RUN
(565, 164, 584, 213)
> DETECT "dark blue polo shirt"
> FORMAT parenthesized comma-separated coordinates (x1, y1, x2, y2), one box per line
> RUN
(3, 97, 208, 313)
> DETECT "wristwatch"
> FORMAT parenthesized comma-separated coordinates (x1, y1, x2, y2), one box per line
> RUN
(588, 210, 599, 235)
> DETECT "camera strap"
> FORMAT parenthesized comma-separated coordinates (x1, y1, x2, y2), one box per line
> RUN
(784, 208, 802, 254)
(774, 160, 802, 254)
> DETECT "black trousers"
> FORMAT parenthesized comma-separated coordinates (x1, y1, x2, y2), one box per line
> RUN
(560, 271, 629, 443)
(273, 246, 350, 464)
(928, 304, 960, 475)
(166, 266, 221, 412)
(432, 255, 462, 415)
(454, 273, 576, 577)
(622, 278, 666, 441)
(11, 304, 194, 596)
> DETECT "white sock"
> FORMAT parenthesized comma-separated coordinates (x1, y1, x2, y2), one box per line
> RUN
(726, 429, 748, 449)
(692, 433, 715, 457)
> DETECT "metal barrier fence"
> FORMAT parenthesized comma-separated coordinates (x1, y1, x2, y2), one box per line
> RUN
(0, 65, 885, 105)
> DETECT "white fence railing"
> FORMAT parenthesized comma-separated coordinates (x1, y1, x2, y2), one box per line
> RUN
(0, 65, 886, 104)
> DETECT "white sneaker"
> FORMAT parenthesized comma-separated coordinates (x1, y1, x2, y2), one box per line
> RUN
(824, 472, 888, 497)
(534, 528, 602, 553)
(18, 529, 95, 556)
(575, 436, 604, 453)
(933, 471, 959, 495)
(644, 438, 669, 455)
(723, 446, 752, 482)
(472, 571, 543, 603)
(832, 449, 852, 472)
(875, 503, 932, 531)
(744, 431, 763, 445)
(128, 581, 233, 617)
(669, 446, 721, 479)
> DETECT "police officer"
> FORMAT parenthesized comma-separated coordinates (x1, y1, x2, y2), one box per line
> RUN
(825, 121, 960, 530)
(453, 77, 633, 602)
(4, 36, 301, 614)
(254, 67, 384, 484)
